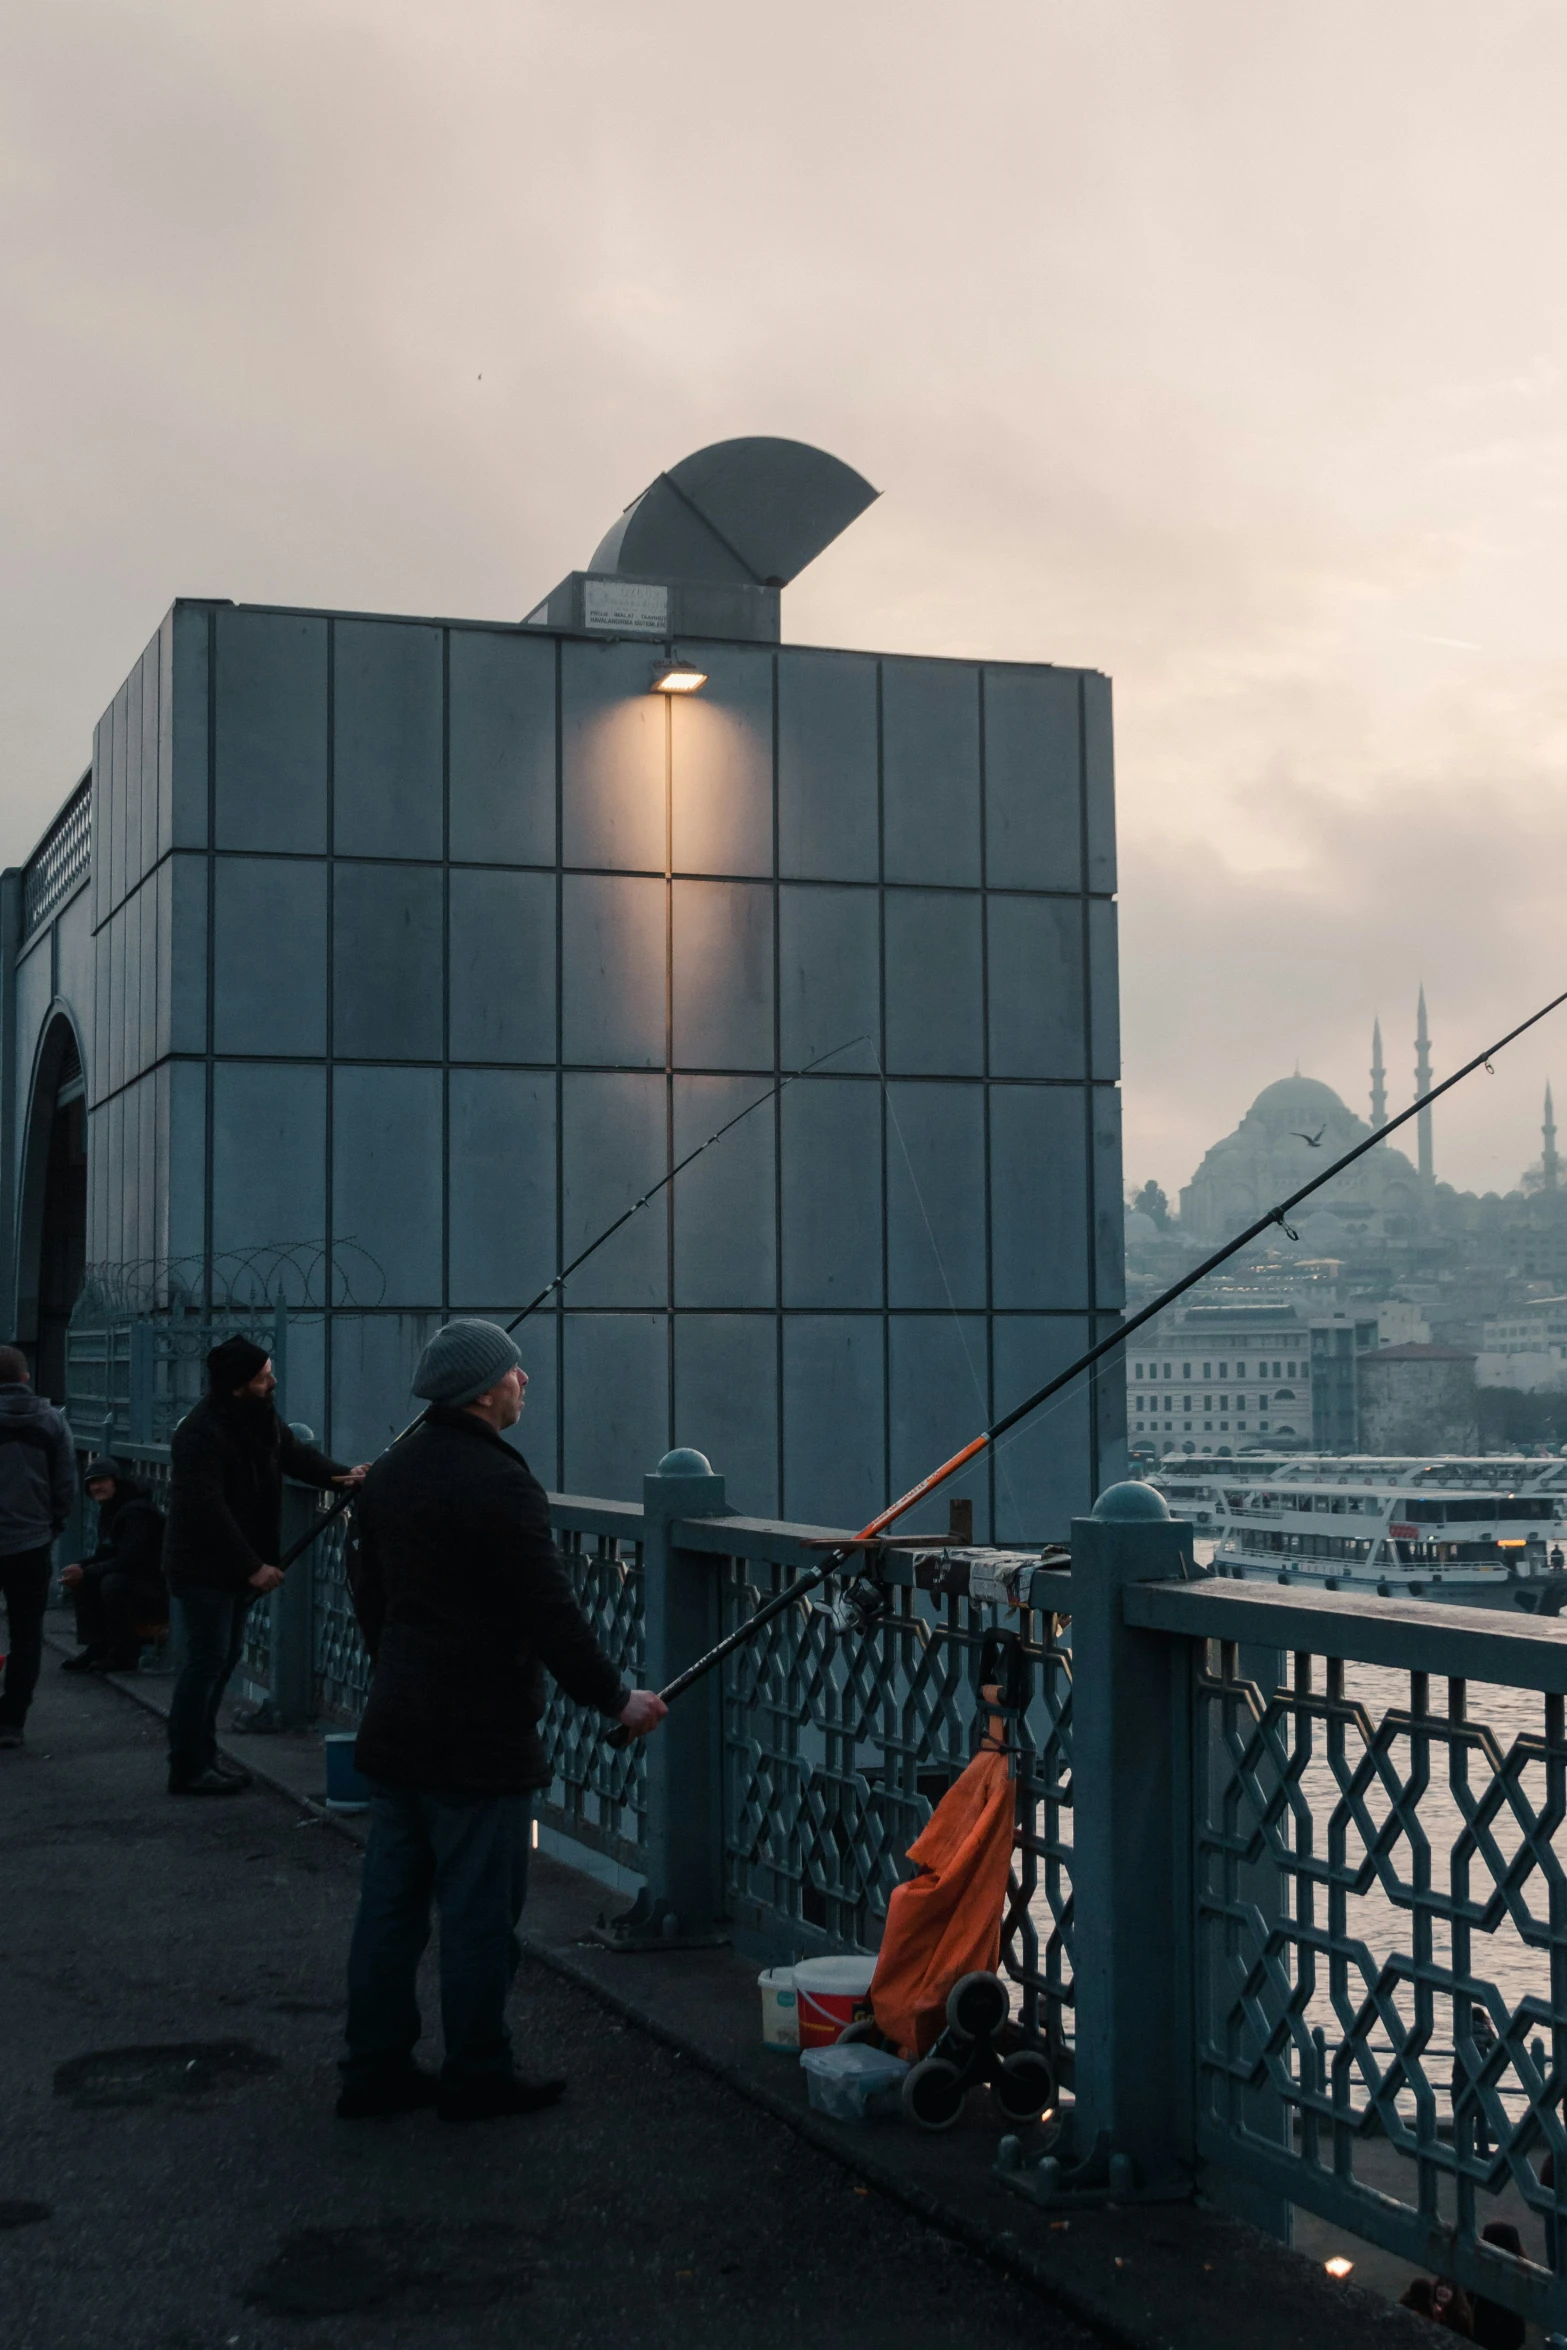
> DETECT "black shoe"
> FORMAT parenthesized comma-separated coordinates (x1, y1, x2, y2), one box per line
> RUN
(437, 2074, 567, 2124)
(336, 2067, 440, 2120)
(0, 1727, 23, 1751)
(210, 1754, 253, 1785)
(59, 1650, 102, 1674)
(99, 1653, 144, 1675)
(169, 1765, 245, 1797)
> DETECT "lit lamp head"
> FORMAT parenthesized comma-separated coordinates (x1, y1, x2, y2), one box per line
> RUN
(649, 652, 708, 695)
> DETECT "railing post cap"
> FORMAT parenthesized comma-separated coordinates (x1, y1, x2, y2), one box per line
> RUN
(656, 1447, 712, 1477)
(1090, 1479, 1171, 1522)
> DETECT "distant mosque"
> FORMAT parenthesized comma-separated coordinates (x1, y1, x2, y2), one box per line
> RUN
(1177, 988, 1560, 1249)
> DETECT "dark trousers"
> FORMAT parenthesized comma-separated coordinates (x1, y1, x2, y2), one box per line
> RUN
(0, 1545, 52, 1729)
(167, 1585, 252, 1783)
(74, 1572, 167, 1664)
(343, 1782, 533, 2089)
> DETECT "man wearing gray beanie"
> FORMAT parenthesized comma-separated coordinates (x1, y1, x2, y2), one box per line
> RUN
(339, 1319, 666, 2123)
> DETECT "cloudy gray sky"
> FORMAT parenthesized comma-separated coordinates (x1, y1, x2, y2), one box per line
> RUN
(4, 0, 1566, 1206)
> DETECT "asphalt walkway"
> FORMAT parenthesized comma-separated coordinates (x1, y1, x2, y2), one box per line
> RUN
(0, 1637, 1438, 2350)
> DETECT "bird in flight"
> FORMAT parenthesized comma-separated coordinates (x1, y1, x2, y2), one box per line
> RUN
(1292, 1127, 1326, 1148)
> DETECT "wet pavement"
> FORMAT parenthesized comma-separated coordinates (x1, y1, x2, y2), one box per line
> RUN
(0, 1659, 1098, 2350)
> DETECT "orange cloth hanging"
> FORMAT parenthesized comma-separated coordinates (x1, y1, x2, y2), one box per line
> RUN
(869, 1744, 1016, 2059)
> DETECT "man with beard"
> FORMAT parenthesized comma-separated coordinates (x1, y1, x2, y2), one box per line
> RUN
(59, 1455, 168, 1673)
(163, 1336, 365, 1795)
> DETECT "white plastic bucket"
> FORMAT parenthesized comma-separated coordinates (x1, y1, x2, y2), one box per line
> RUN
(792, 1954, 876, 2049)
(758, 1966, 798, 2051)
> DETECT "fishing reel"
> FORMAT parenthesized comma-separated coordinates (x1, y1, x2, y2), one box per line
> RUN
(815, 1568, 889, 1635)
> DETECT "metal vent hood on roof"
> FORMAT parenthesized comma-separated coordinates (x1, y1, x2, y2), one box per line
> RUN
(524, 436, 878, 646)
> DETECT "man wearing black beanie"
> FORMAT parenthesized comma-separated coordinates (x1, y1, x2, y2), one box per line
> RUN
(162, 1337, 365, 1794)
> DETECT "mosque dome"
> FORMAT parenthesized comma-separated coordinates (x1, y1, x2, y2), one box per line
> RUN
(1245, 1077, 1352, 1132)
(1124, 1208, 1158, 1241)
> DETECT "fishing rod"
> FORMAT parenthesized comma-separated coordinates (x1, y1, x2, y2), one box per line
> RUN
(606, 978, 1567, 1743)
(272, 1034, 870, 1571)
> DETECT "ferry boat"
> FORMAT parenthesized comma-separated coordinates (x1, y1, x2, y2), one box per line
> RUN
(1150, 1456, 1567, 1613)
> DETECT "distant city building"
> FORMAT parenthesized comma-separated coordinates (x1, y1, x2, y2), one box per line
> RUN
(1477, 1297, 1567, 1393)
(1128, 1304, 1315, 1451)
(1357, 1345, 1478, 1456)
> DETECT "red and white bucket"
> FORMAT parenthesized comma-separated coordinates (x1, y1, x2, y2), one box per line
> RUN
(792, 1955, 877, 2049)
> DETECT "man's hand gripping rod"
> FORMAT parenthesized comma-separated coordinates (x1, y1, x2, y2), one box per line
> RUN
(608, 976, 1567, 1739)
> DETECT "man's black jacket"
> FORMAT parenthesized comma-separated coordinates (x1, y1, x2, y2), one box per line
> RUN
(164, 1393, 347, 1593)
(83, 1479, 166, 1589)
(348, 1407, 628, 1795)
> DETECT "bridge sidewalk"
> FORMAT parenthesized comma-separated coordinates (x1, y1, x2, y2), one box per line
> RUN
(26, 1618, 1440, 2350)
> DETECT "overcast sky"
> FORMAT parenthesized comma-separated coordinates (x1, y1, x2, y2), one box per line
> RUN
(4, 0, 1566, 1206)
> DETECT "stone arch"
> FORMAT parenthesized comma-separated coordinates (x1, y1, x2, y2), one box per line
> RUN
(14, 1008, 88, 1403)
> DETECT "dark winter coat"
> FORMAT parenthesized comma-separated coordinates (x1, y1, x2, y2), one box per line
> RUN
(82, 1478, 166, 1592)
(348, 1407, 628, 1795)
(163, 1392, 347, 1593)
(0, 1382, 75, 1559)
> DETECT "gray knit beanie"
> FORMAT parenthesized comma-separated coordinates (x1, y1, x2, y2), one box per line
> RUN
(412, 1318, 521, 1408)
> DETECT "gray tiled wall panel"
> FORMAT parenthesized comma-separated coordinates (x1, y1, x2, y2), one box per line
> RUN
(987, 895, 1085, 1079)
(561, 640, 667, 872)
(214, 610, 329, 854)
(559, 1072, 667, 1308)
(988, 1084, 1089, 1310)
(1089, 897, 1120, 1080)
(562, 1314, 669, 1498)
(333, 620, 443, 859)
(780, 1315, 885, 1531)
(448, 868, 555, 1064)
(332, 864, 443, 1061)
(214, 858, 327, 1057)
(165, 856, 208, 1057)
(887, 1314, 992, 1542)
(672, 1075, 775, 1308)
(779, 1078, 882, 1309)
(778, 650, 878, 881)
(983, 667, 1083, 894)
(881, 659, 981, 887)
(331, 1065, 443, 1305)
(990, 1316, 1095, 1542)
(55, 894, 94, 1076)
(673, 1315, 779, 1515)
(449, 628, 555, 867)
(211, 1063, 327, 1265)
(1093, 1086, 1127, 1310)
(156, 613, 175, 864)
(447, 1070, 556, 1312)
(166, 1061, 207, 1266)
(777, 887, 879, 1072)
(671, 881, 773, 1069)
(670, 646, 773, 879)
(560, 874, 665, 1068)
(884, 892, 983, 1076)
(331, 1313, 440, 1463)
(885, 1081, 987, 1309)
(169, 604, 210, 850)
(1082, 672, 1116, 894)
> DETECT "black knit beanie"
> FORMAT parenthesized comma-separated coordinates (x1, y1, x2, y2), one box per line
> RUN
(207, 1335, 270, 1393)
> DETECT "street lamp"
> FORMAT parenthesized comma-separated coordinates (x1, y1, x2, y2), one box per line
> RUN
(649, 653, 708, 695)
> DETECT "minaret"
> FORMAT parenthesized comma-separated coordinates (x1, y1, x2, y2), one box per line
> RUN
(1415, 985, 1434, 1186)
(1545, 1082, 1560, 1191)
(1370, 1018, 1387, 1131)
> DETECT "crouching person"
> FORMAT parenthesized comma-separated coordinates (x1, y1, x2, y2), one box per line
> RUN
(338, 1319, 666, 2124)
(60, 1457, 167, 1673)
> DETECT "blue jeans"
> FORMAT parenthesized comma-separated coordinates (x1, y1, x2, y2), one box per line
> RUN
(167, 1586, 252, 1783)
(342, 1781, 534, 2088)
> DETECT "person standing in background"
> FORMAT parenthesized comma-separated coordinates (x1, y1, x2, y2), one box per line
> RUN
(163, 1336, 365, 1796)
(59, 1456, 168, 1674)
(0, 1343, 75, 1751)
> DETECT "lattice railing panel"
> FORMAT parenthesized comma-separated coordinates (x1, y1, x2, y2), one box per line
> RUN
(1195, 1644, 1567, 2327)
(718, 1553, 1074, 2049)
(535, 1529, 646, 1867)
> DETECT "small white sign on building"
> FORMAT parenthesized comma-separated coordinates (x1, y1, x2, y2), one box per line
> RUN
(582, 578, 669, 635)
